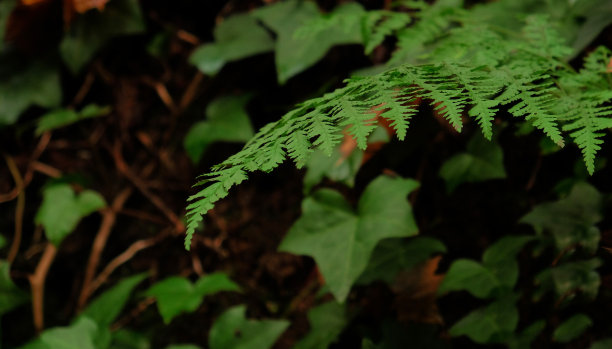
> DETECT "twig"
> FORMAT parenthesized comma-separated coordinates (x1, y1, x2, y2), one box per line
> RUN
(112, 141, 185, 233)
(142, 77, 177, 113)
(31, 161, 62, 178)
(0, 133, 52, 203)
(70, 72, 96, 107)
(525, 154, 542, 191)
(178, 72, 204, 113)
(118, 208, 168, 225)
(4, 155, 25, 263)
(78, 188, 133, 309)
(29, 243, 58, 333)
(89, 233, 167, 296)
(111, 297, 156, 331)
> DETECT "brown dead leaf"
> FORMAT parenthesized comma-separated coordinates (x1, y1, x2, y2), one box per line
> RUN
(607, 58, 612, 73)
(393, 256, 445, 324)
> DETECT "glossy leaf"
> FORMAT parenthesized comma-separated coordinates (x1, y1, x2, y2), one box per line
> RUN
(208, 305, 289, 349)
(189, 14, 274, 75)
(184, 95, 254, 163)
(0, 261, 29, 316)
(358, 237, 446, 284)
(439, 133, 506, 193)
(78, 273, 148, 327)
(294, 302, 347, 349)
(449, 298, 518, 344)
(553, 314, 592, 343)
(145, 272, 240, 324)
(36, 104, 110, 135)
(280, 175, 419, 301)
(521, 182, 602, 252)
(60, 0, 145, 74)
(254, 1, 362, 84)
(35, 183, 106, 246)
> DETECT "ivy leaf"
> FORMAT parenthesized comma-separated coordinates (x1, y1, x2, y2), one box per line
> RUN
(189, 14, 275, 75)
(40, 317, 98, 349)
(110, 330, 151, 349)
(0, 261, 29, 316)
(35, 183, 106, 246)
(294, 302, 347, 349)
(507, 320, 546, 349)
(60, 0, 145, 74)
(482, 236, 534, 289)
(0, 56, 61, 126)
(254, 1, 363, 84)
(358, 237, 446, 285)
(0, 0, 16, 50)
(184, 95, 254, 163)
(144, 273, 240, 324)
(535, 259, 601, 301)
(553, 314, 592, 343)
(439, 133, 506, 193)
(280, 175, 419, 301)
(439, 236, 532, 298)
(78, 273, 148, 328)
(303, 148, 363, 193)
(438, 259, 499, 298)
(36, 104, 110, 135)
(208, 305, 289, 349)
(449, 297, 518, 344)
(521, 182, 602, 252)
(590, 339, 612, 349)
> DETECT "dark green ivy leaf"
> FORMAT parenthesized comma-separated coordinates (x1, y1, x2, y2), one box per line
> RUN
(358, 237, 446, 285)
(521, 182, 602, 253)
(35, 183, 106, 246)
(280, 175, 419, 301)
(36, 104, 110, 135)
(553, 313, 592, 343)
(145, 273, 240, 324)
(208, 305, 289, 349)
(439, 132, 506, 193)
(78, 273, 148, 328)
(183, 95, 254, 163)
(449, 297, 518, 344)
(254, 1, 363, 84)
(189, 14, 275, 75)
(0, 261, 29, 316)
(0, 57, 61, 126)
(60, 0, 145, 74)
(293, 302, 347, 349)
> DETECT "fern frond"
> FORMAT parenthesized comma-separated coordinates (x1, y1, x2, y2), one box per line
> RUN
(365, 76, 418, 140)
(184, 2, 612, 248)
(497, 70, 564, 146)
(562, 99, 612, 174)
(362, 11, 411, 54)
(398, 64, 468, 131)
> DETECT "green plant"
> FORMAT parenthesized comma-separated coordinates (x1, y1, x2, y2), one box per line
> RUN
(183, 0, 612, 248)
(2, 0, 612, 348)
